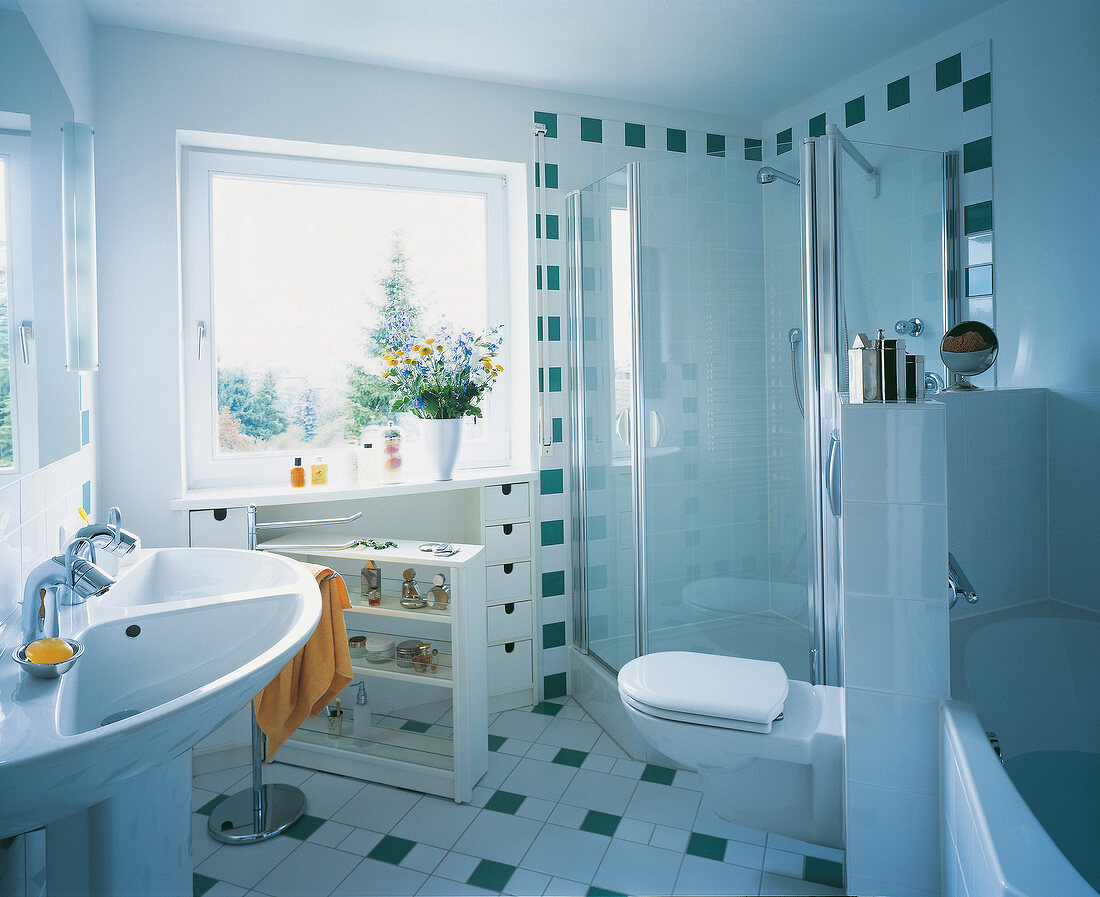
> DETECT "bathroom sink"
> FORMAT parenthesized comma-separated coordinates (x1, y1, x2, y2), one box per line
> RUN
(0, 548, 320, 839)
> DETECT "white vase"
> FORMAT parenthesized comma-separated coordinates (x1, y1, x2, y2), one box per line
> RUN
(421, 418, 463, 481)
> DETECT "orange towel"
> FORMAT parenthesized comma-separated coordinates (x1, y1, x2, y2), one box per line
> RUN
(254, 563, 353, 759)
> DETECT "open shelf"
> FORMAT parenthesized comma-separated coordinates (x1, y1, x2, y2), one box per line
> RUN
(345, 593, 453, 624)
(291, 710, 454, 771)
(350, 657, 453, 688)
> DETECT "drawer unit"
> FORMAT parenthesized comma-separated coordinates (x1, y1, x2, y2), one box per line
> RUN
(487, 600, 533, 644)
(486, 562, 532, 604)
(188, 508, 248, 548)
(488, 639, 534, 692)
(484, 482, 531, 522)
(484, 522, 532, 563)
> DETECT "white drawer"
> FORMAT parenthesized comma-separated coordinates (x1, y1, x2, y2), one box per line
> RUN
(189, 508, 248, 548)
(488, 639, 533, 692)
(484, 482, 531, 522)
(486, 562, 532, 603)
(488, 600, 533, 644)
(484, 522, 532, 563)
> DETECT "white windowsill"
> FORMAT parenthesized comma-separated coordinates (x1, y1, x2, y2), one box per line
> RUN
(169, 466, 537, 511)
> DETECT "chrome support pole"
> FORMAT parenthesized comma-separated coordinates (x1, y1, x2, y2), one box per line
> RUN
(567, 188, 589, 654)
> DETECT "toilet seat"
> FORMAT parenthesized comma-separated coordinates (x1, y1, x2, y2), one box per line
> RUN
(618, 652, 789, 734)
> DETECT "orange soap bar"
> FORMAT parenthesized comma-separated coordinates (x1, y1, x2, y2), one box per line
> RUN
(25, 637, 73, 664)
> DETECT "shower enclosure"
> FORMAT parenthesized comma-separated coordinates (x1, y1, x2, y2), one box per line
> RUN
(568, 129, 957, 704)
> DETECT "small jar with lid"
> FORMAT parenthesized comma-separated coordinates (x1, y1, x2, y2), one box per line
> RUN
(396, 639, 431, 669)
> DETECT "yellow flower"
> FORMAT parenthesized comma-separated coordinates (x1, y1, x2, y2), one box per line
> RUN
(386, 358, 398, 366)
(403, 358, 415, 365)
(435, 345, 444, 352)
(425, 337, 435, 344)
(420, 347, 432, 356)
(494, 364, 504, 372)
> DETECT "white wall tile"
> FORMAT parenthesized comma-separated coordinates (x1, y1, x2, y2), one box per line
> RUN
(844, 596, 949, 696)
(847, 689, 940, 794)
(842, 501, 948, 600)
(848, 783, 940, 893)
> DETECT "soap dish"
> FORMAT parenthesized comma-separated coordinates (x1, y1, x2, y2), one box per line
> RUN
(12, 638, 84, 679)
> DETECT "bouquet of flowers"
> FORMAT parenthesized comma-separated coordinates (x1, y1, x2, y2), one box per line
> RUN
(380, 315, 504, 420)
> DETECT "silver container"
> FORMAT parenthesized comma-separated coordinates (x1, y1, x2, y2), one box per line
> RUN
(396, 639, 431, 669)
(880, 336, 906, 401)
(848, 333, 881, 403)
(905, 354, 925, 402)
(12, 638, 84, 679)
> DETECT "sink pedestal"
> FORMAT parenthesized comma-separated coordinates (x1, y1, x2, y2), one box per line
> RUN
(45, 753, 192, 897)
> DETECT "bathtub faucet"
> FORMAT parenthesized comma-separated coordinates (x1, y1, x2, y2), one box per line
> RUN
(948, 552, 979, 609)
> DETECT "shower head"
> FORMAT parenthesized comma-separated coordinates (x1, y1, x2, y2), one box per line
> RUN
(756, 166, 799, 187)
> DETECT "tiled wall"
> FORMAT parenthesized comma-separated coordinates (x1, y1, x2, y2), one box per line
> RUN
(840, 402, 949, 897)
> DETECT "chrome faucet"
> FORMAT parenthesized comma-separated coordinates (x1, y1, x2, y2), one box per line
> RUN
(948, 552, 979, 609)
(72, 506, 139, 563)
(21, 538, 115, 646)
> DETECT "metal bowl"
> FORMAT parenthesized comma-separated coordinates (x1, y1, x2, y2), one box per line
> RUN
(12, 638, 84, 679)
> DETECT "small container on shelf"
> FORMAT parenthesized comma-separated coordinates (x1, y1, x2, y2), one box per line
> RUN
(353, 682, 371, 741)
(396, 639, 431, 669)
(325, 699, 343, 738)
(379, 423, 403, 483)
(290, 457, 306, 489)
(310, 456, 329, 487)
(348, 635, 367, 658)
(361, 560, 381, 606)
(363, 636, 395, 664)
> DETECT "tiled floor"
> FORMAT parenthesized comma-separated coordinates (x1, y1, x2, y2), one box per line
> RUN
(192, 698, 845, 897)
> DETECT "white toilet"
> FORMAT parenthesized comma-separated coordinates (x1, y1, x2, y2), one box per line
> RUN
(618, 651, 844, 849)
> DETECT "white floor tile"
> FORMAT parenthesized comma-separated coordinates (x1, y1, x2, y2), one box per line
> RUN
(478, 751, 522, 789)
(650, 825, 690, 853)
(389, 795, 481, 850)
(259, 762, 314, 788)
(542, 876, 590, 896)
(591, 838, 683, 896)
(724, 838, 765, 871)
(580, 753, 616, 774)
(759, 871, 845, 895)
(504, 867, 551, 896)
(194, 765, 251, 795)
(547, 803, 587, 829)
(192, 813, 221, 865)
(559, 768, 638, 816)
(591, 733, 630, 759)
(537, 717, 603, 751)
(255, 841, 360, 897)
(524, 742, 560, 762)
(498, 738, 534, 757)
(196, 839, 300, 890)
(764, 833, 844, 863)
(674, 769, 703, 792)
(692, 800, 768, 845)
(415, 876, 496, 896)
(203, 882, 248, 897)
(762, 847, 804, 878)
(330, 857, 427, 897)
(331, 783, 420, 831)
(453, 809, 543, 865)
(614, 818, 654, 844)
(298, 771, 363, 819)
(673, 854, 762, 896)
(554, 703, 587, 720)
(520, 823, 611, 883)
(489, 710, 555, 742)
(433, 851, 481, 884)
(400, 843, 447, 875)
(623, 781, 700, 829)
(610, 758, 645, 779)
(308, 820, 354, 849)
(514, 796, 556, 822)
(501, 758, 578, 802)
(470, 786, 493, 807)
(193, 787, 219, 810)
(335, 827, 385, 856)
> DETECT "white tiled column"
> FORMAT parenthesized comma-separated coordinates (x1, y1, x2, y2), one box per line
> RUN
(840, 401, 948, 896)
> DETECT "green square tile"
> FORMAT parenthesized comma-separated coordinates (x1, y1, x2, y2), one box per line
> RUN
(543, 570, 566, 597)
(625, 122, 645, 148)
(541, 519, 564, 546)
(468, 859, 516, 892)
(285, 814, 326, 840)
(964, 200, 993, 234)
(193, 873, 218, 897)
(641, 763, 677, 785)
(401, 719, 432, 733)
(536, 317, 543, 341)
(963, 72, 991, 111)
(804, 857, 844, 889)
(488, 734, 507, 751)
(686, 832, 727, 861)
(484, 789, 526, 814)
(845, 95, 865, 127)
(776, 127, 793, 154)
(544, 672, 567, 699)
(552, 417, 563, 443)
(536, 266, 543, 291)
(581, 117, 603, 143)
(887, 75, 910, 110)
(548, 367, 562, 393)
(553, 748, 588, 767)
(540, 468, 564, 495)
(538, 368, 544, 393)
(706, 133, 725, 157)
(587, 888, 627, 897)
(534, 111, 557, 138)
(368, 834, 416, 865)
(543, 621, 567, 649)
(544, 163, 558, 189)
(666, 128, 686, 153)
(546, 215, 559, 240)
(82, 480, 91, 516)
(580, 810, 621, 836)
(963, 136, 992, 173)
(809, 113, 827, 138)
(196, 794, 229, 816)
(743, 138, 762, 162)
(547, 265, 560, 291)
(532, 699, 564, 716)
(936, 53, 962, 91)
(548, 316, 561, 341)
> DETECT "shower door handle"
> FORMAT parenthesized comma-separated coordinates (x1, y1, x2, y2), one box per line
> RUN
(615, 409, 631, 445)
(647, 410, 664, 448)
(825, 431, 842, 518)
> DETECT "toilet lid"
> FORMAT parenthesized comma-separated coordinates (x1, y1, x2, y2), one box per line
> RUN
(618, 652, 789, 727)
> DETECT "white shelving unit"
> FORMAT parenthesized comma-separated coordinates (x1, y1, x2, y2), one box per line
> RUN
(260, 536, 488, 803)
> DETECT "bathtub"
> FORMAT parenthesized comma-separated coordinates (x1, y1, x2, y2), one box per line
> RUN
(943, 600, 1099, 896)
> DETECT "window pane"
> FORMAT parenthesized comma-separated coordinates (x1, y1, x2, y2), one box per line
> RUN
(0, 157, 12, 469)
(210, 174, 489, 455)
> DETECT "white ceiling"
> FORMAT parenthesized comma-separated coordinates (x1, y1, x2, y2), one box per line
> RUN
(80, 0, 1005, 120)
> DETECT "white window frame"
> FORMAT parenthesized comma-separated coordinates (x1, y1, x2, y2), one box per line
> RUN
(180, 137, 530, 491)
(0, 131, 39, 480)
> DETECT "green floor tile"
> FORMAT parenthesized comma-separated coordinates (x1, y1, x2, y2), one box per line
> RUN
(587, 887, 627, 897)
(805, 857, 844, 889)
(580, 810, 621, 836)
(468, 859, 516, 891)
(531, 700, 564, 716)
(686, 831, 727, 861)
(553, 748, 588, 767)
(640, 763, 677, 785)
(401, 720, 432, 733)
(368, 834, 416, 865)
(285, 814, 325, 840)
(488, 734, 507, 752)
(484, 789, 526, 814)
(193, 873, 218, 897)
(196, 794, 228, 816)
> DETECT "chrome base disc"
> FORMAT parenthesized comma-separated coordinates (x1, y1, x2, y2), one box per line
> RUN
(207, 784, 305, 844)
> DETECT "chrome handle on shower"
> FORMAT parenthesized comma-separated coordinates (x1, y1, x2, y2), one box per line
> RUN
(18, 321, 33, 365)
(615, 409, 630, 445)
(825, 431, 841, 518)
(647, 410, 664, 448)
(789, 328, 804, 418)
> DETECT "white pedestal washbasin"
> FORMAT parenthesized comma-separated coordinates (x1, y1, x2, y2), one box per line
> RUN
(0, 548, 321, 892)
